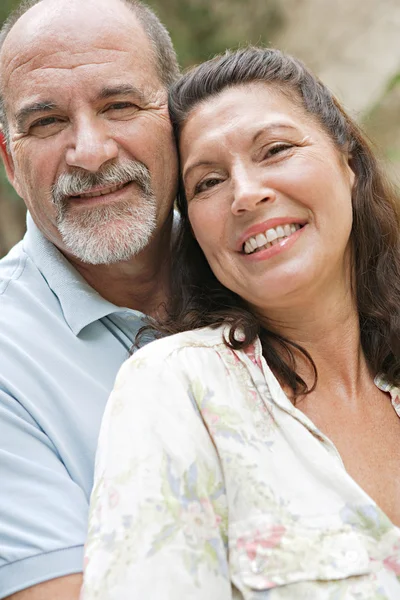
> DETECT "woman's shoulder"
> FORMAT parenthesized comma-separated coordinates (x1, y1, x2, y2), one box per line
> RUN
(115, 326, 265, 396)
(133, 325, 229, 363)
(111, 326, 248, 401)
(117, 326, 231, 381)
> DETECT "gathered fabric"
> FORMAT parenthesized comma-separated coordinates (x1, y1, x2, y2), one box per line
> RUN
(83, 326, 400, 600)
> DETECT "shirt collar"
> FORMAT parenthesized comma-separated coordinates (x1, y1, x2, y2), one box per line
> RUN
(23, 213, 143, 336)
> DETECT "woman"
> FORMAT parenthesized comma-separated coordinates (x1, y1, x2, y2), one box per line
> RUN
(82, 48, 400, 599)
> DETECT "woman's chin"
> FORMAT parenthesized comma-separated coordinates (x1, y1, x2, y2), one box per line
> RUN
(241, 268, 321, 315)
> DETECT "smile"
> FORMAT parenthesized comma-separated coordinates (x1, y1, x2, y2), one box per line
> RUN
(72, 181, 131, 199)
(243, 223, 303, 255)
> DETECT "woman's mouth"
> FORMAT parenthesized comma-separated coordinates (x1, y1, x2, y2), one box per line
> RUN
(243, 223, 304, 255)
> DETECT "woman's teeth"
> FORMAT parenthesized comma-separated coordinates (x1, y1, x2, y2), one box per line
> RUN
(243, 223, 302, 254)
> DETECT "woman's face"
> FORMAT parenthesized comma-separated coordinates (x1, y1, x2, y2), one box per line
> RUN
(179, 82, 355, 315)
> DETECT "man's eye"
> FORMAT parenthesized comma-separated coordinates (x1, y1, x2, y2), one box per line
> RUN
(106, 102, 137, 111)
(104, 102, 140, 120)
(30, 116, 61, 129)
(28, 116, 66, 137)
(194, 177, 223, 195)
(264, 143, 293, 158)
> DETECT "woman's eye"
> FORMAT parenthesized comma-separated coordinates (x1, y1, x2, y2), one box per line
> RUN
(194, 177, 223, 195)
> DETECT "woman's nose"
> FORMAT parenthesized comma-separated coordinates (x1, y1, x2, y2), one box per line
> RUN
(231, 170, 276, 215)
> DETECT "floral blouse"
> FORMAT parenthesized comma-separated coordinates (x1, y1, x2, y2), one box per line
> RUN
(82, 326, 400, 599)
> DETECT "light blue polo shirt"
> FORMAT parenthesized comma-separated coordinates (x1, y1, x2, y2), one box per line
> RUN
(0, 213, 150, 597)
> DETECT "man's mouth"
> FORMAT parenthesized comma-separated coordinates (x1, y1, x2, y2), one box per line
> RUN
(71, 181, 132, 199)
(243, 223, 304, 255)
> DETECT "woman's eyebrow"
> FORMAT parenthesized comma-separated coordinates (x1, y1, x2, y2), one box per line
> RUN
(183, 160, 216, 183)
(252, 122, 299, 144)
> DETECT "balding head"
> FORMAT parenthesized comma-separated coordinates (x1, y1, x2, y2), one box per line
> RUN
(0, 0, 179, 265)
(0, 0, 179, 141)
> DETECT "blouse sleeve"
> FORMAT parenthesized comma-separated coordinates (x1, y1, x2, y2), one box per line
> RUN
(82, 349, 232, 600)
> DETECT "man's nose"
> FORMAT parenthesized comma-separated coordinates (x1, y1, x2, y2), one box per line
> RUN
(65, 118, 119, 172)
(230, 168, 276, 215)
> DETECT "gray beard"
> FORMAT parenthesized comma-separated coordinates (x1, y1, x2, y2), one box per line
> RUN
(52, 161, 157, 265)
(57, 195, 157, 265)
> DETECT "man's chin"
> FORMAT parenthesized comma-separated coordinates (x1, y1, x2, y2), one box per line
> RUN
(58, 223, 154, 265)
(56, 199, 157, 264)
(63, 237, 139, 265)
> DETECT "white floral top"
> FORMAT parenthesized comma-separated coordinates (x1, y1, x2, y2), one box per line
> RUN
(82, 326, 400, 599)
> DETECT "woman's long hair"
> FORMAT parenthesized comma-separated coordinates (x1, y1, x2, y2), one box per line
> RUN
(151, 47, 400, 399)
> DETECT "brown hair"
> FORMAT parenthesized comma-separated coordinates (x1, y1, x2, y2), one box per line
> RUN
(0, 0, 180, 142)
(156, 46, 400, 399)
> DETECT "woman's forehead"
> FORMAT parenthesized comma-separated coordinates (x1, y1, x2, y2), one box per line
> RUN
(180, 82, 318, 149)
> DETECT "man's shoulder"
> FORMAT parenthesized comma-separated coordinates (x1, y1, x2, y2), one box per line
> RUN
(0, 239, 69, 349)
(0, 240, 29, 295)
(0, 239, 49, 302)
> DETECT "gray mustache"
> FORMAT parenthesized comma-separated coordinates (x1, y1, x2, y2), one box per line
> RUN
(52, 161, 152, 206)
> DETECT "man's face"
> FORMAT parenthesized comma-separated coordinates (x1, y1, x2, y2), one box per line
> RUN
(0, 0, 178, 264)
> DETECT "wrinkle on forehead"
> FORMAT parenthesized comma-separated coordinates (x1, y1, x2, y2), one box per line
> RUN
(2, 36, 146, 75)
(0, 0, 153, 85)
(8, 49, 131, 78)
(184, 110, 300, 156)
(182, 83, 318, 152)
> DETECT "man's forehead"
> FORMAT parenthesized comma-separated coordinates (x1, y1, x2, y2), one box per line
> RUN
(0, 0, 150, 76)
(3, 0, 133, 40)
(0, 0, 162, 106)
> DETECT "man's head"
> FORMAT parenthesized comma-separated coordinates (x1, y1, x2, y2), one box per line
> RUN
(0, 0, 180, 265)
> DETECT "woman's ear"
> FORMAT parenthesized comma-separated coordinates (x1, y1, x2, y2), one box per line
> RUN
(346, 152, 356, 191)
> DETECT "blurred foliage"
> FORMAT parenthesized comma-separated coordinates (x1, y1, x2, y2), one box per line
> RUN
(0, 0, 285, 257)
(362, 76, 400, 186)
(0, 2, 27, 256)
(149, 0, 283, 67)
(0, 0, 399, 257)
(0, 0, 25, 262)
(0, 0, 284, 65)
(0, 0, 16, 23)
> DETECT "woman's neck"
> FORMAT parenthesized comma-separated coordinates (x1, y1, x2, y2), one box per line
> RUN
(260, 282, 371, 401)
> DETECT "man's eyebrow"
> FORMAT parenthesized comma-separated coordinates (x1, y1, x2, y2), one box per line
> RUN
(15, 102, 58, 131)
(98, 84, 146, 103)
(14, 85, 147, 131)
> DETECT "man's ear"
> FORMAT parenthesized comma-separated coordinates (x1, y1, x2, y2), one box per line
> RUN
(0, 130, 21, 196)
(0, 130, 14, 179)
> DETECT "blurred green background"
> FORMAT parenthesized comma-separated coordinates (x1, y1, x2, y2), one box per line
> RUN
(1, 0, 399, 257)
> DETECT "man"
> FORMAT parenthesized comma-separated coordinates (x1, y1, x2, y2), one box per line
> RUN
(0, 0, 179, 597)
